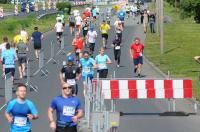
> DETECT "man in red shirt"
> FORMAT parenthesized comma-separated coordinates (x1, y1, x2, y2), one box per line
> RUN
(130, 37, 144, 77)
(72, 33, 85, 63)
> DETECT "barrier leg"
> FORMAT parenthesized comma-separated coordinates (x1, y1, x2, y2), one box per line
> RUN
(47, 40, 57, 64)
(56, 37, 66, 55)
(167, 99, 171, 112)
(172, 99, 176, 112)
(194, 102, 198, 114)
(111, 100, 116, 112)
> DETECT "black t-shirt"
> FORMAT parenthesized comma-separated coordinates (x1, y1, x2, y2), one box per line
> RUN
(61, 64, 81, 81)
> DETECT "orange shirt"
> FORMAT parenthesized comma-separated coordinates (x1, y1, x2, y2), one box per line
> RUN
(74, 37, 84, 50)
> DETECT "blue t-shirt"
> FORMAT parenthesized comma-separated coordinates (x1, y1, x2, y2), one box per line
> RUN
(32, 31, 42, 44)
(118, 11, 125, 21)
(5, 99, 38, 132)
(92, 9, 97, 17)
(1, 48, 17, 68)
(95, 54, 110, 70)
(50, 96, 81, 126)
(80, 58, 95, 77)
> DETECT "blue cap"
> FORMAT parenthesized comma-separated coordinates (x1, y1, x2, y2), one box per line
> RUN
(67, 56, 74, 61)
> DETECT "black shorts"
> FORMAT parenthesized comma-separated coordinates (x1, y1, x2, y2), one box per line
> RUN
(126, 11, 130, 14)
(133, 57, 143, 65)
(89, 43, 95, 52)
(18, 55, 27, 64)
(82, 30, 88, 37)
(56, 32, 63, 38)
(34, 42, 41, 50)
(97, 69, 108, 78)
(5, 68, 15, 76)
(93, 16, 96, 19)
(70, 84, 78, 95)
(62, 23, 65, 27)
(56, 125, 77, 132)
(69, 22, 75, 27)
(102, 34, 108, 40)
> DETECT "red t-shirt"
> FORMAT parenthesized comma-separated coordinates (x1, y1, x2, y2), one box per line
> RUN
(84, 11, 90, 17)
(130, 43, 144, 58)
(74, 38, 84, 50)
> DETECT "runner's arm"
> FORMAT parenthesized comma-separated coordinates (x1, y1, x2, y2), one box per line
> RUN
(5, 112, 13, 123)
(48, 107, 56, 130)
(59, 71, 65, 85)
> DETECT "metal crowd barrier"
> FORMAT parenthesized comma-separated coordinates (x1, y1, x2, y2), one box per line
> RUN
(56, 37, 66, 55)
(46, 40, 57, 64)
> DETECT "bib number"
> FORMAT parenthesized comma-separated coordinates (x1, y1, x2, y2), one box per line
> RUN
(76, 49, 81, 53)
(14, 117, 27, 127)
(83, 67, 90, 73)
(63, 106, 75, 116)
(139, 53, 143, 57)
(67, 79, 76, 85)
(115, 46, 120, 50)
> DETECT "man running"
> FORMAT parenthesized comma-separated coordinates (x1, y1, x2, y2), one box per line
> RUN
(130, 37, 144, 77)
(72, 33, 84, 64)
(5, 84, 38, 132)
(112, 35, 121, 67)
(114, 19, 123, 43)
(82, 21, 89, 43)
(17, 38, 28, 79)
(69, 14, 76, 35)
(1, 43, 17, 82)
(86, 26, 97, 56)
(31, 27, 43, 60)
(79, 51, 97, 95)
(118, 10, 126, 27)
(100, 20, 110, 49)
(48, 83, 83, 132)
(75, 14, 82, 34)
(55, 19, 64, 45)
(95, 48, 112, 78)
(60, 56, 81, 96)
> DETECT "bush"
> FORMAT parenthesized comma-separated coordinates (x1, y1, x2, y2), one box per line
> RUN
(56, 2, 71, 14)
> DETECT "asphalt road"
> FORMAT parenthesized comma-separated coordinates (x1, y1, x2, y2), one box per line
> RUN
(0, 11, 200, 132)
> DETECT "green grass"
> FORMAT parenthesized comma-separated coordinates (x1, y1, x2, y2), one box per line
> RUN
(145, 2, 200, 100)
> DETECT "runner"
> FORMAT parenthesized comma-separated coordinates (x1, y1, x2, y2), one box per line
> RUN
(20, 28, 29, 42)
(82, 21, 89, 44)
(86, 26, 97, 56)
(55, 19, 64, 45)
(73, 9, 80, 17)
(48, 83, 83, 132)
(100, 20, 110, 49)
(72, 33, 84, 64)
(31, 27, 44, 60)
(95, 48, 112, 78)
(0, 36, 8, 76)
(143, 9, 149, 33)
(60, 12, 66, 27)
(69, 14, 76, 35)
(79, 51, 97, 95)
(125, 4, 131, 18)
(114, 18, 123, 43)
(13, 31, 27, 48)
(75, 14, 82, 34)
(130, 37, 144, 77)
(5, 84, 38, 132)
(1, 43, 17, 82)
(91, 6, 97, 21)
(17, 38, 28, 79)
(96, 6, 100, 16)
(112, 35, 121, 67)
(60, 56, 81, 96)
(118, 10, 126, 27)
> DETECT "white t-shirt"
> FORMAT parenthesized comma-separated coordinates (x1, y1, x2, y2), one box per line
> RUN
(114, 20, 121, 27)
(0, 42, 6, 53)
(55, 22, 63, 32)
(75, 16, 82, 25)
(73, 10, 80, 17)
(20, 30, 28, 39)
(87, 31, 97, 43)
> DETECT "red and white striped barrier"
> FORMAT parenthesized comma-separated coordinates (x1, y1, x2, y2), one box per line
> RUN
(99, 79, 192, 99)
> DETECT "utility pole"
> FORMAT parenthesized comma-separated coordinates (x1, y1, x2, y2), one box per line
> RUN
(160, 0, 164, 54)
(156, 0, 160, 36)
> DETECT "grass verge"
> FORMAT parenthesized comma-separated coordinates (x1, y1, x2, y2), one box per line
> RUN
(145, 2, 200, 100)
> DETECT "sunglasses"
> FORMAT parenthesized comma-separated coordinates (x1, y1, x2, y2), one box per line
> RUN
(62, 86, 72, 90)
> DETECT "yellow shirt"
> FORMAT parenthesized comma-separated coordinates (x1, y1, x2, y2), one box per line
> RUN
(13, 35, 27, 44)
(100, 24, 110, 34)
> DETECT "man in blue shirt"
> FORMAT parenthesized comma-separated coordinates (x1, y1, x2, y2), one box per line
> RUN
(48, 83, 83, 132)
(5, 83, 38, 132)
(1, 43, 17, 82)
(79, 51, 97, 95)
(118, 10, 126, 27)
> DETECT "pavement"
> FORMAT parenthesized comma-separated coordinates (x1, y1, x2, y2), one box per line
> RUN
(0, 9, 200, 132)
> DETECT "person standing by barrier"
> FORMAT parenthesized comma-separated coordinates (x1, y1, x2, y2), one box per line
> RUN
(112, 35, 121, 68)
(143, 9, 149, 33)
(95, 48, 112, 78)
(60, 56, 81, 96)
(149, 12, 156, 33)
(48, 83, 83, 132)
(86, 26, 97, 56)
(80, 51, 97, 96)
(0, 36, 9, 76)
(69, 15, 76, 35)
(17, 39, 28, 79)
(31, 27, 44, 60)
(55, 19, 64, 45)
(130, 37, 144, 77)
(100, 20, 110, 49)
(72, 33, 84, 64)
(5, 84, 38, 132)
(1, 43, 17, 82)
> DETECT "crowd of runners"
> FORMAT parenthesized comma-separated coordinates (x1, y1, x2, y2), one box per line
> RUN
(0, 2, 153, 132)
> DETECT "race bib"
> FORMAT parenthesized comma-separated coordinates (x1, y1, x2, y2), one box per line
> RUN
(67, 79, 76, 85)
(14, 117, 27, 127)
(115, 46, 120, 50)
(83, 67, 90, 73)
(139, 53, 143, 57)
(76, 49, 81, 53)
(63, 106, 75, 116)
(117, 30, 121, 33)
(84, 27, 88, 30)
(98, 63, 106, 69)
